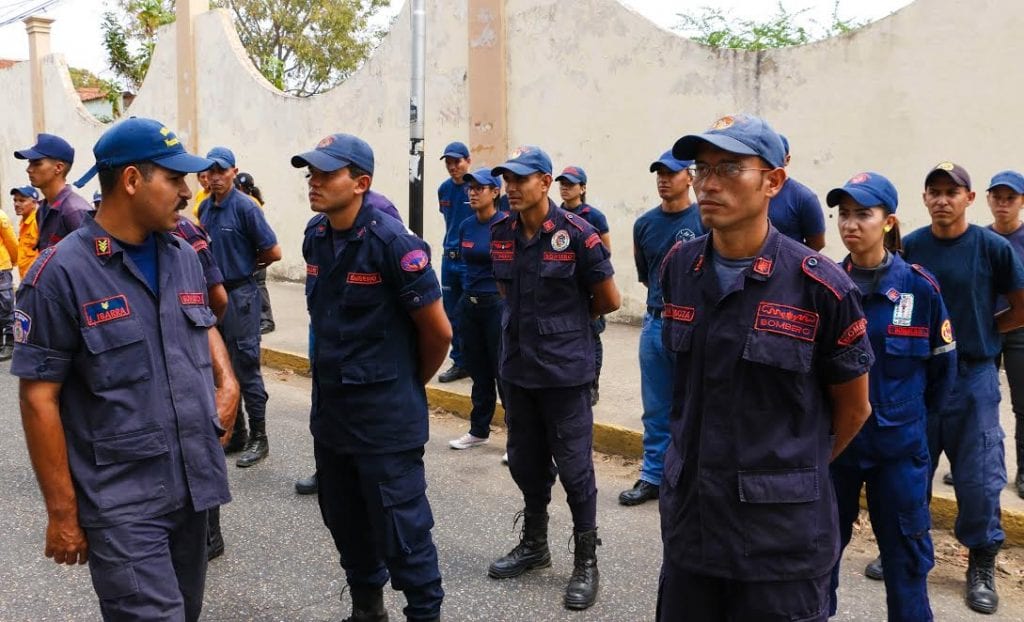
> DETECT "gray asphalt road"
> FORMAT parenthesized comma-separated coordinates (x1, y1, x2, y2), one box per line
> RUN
(1, 364, 1021, 621)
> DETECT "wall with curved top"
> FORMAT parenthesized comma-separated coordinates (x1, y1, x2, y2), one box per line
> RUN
(5, 0, 1024, 317)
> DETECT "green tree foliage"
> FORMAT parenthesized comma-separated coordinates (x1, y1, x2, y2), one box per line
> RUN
(100, 0, 389, 98)
(676, 1, 862, 50)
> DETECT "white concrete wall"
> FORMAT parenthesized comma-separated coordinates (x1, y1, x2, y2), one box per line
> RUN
(5, 0, 1024, 317)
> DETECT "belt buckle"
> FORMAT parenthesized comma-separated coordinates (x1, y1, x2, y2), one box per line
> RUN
(470, 296, 479, 304)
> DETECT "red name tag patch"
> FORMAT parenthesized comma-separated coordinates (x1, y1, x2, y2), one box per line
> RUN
(888, 325, 929, 338)
(347, 272, 382, 285)
(306, 264, 319, 277)
(754, 302, 819, 342)
(542, 251, 575, 262)
(178, 292, 205, 306)
(663, 304, 695, 323)
(191, 239, 209, 252)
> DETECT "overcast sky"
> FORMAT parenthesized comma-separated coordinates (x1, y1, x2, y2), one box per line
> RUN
(0, 0, 915, 78)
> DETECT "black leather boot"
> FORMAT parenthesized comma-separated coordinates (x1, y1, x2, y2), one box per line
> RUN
(864, 555, 883, 580)
(206, 506, 224, 561)
(488, 511, 551, 579)
(223, 410, 248, 454)
(564, 529, 601, 610)
(966, 544, 1000, 614)
(342, 585, 389, 622)
(236, 419, 268, 467)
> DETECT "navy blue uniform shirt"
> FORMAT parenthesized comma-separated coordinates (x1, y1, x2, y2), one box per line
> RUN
(562, 202, 609, 234)
(768, 178, 825, 244)
(304, 203, 442, 454)
(491, 205, 614, 388)
(173, 217, 224, 288)
(459, 211, 507, 295)
(659, 226, 873, 581)
(438, 178, 471, 251)
(36, 184, 91, 251)
(199, 187, 277, 281)
(632, 202, 703, 310)
(10, 218, 230, 528)
(903, 224, 1024, 360)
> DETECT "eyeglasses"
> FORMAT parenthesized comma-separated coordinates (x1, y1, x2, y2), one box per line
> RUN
(688, 162, 774, 181)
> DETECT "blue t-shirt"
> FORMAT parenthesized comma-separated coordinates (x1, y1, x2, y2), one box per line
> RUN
(768, 177, 824, 244)
(120, 234, 159, 294)
(438, 178, 471, 251)
(904, 224, 1024, 359)
(199, 188, 278, 281)
(459, 211, 506, 294)
(562, 202, 609, 234)
(633, 203, 703, 310)
(988, 223, 1024, 313)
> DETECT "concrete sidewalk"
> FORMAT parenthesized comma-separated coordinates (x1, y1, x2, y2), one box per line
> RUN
(260, 280, 1024, 544)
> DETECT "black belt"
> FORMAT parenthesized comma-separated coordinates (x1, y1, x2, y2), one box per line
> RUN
(223, 277, 254, 292)
(648, 307, 663, 319)
(466, 293, 501, 305)
(445, 249, 461, 260)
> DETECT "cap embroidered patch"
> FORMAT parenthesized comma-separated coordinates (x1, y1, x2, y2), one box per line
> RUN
(13, 310, 31, 343)
(94, 237, 112, 257)
(317, 135, 335, 148)
(400, 249, 429, 272)
(941, 319, 954, 343)
(711, 116, 735, 130)
(551, 230, 571, 252)
(755, 302, 819, 342)
(179, 292, 205, 305)
(936, 161, 955, 171)
(83, 295, 131, 327)
(347, 272, 382, 285)
(664, 304, 695, 323)
(542, 251, 575, 262)
(838, 318, 868, 346)
(888, 325, 929, 338)
(849, 173, 870, 184)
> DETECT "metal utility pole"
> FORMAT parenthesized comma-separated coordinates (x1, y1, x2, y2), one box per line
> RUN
(408, 0, 426, 237)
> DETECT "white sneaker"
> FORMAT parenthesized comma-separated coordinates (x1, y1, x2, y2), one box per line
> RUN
(501, 452, 509, 465)
(449, 433, 489, 450)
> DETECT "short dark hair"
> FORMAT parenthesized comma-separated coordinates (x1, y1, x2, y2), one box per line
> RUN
(98, 162, 156, 195)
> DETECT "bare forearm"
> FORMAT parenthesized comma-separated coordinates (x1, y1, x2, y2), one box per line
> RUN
(996, 307, 1024, 333)
(418, 332, 450, 385)
(19, 383, 76, 520)
(828, 375, 871, 461)
(208, 328, 240, 440)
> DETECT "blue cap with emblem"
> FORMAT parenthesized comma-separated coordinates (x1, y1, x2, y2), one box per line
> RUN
(206, 146, 236, 169)
(491, 145, 553, 176)
(14, 133, 75, 163)
(672, 114, 787, 169)
(9, 185, 39, 200)
(462, 168, 501, 188)
(649, 150, 693, 173)
(987, 170, 1024, 194)
(925, 161, 971, 190)
(73, 117, 213, 188)
(826, 172, 899, 213)
(440, 141, 470, 160)
(555, 165, 587, 185)
(291, 133, 375, 175)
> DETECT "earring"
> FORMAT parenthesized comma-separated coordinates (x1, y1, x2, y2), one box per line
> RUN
(883, 225, 892, 233)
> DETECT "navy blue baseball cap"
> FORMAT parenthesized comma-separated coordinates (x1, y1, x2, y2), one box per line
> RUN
(826, 172, 899, 213)
(987, 170, 1024, 194)
(925, 161, 971, 190)
(780, 134, 790, 156)
(14, 133, 74, 163)
(9, 186, 39, 200)
(73, 117, 213, 188)
(555, 165, 587, 185)
(291, 133, 375, 175)
(206, 146, 236, 169)
(491, 145, 553, 176)
(440, 141, 470, 160)
(462, 168, 501, 188)
(673, 114, 786, 169)
(649, 150, 693, 173)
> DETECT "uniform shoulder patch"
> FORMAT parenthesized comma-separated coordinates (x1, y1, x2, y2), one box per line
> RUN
(13, 310, 31, 343)
(910, 263, 942, 293)
(400, 249, 430, 272)
(801, 256, 844, 300)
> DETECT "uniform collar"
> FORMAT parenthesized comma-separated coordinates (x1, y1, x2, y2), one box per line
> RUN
(20, 209, 37, 226)
(41, 184, 72, 210)
(843, 251, 908, 300)
(691, 223, 782, 281)
(211, 187, 239, 209)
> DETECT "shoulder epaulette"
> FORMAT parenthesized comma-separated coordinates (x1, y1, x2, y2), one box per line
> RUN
(25, 246, 57, 287)
(563, 211, 586, 232)
(801, 255, 845, 300)
(911, 263, 942, 293)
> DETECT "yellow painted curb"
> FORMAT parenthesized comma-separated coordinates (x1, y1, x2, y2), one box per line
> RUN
(263, 346, 1024, 546)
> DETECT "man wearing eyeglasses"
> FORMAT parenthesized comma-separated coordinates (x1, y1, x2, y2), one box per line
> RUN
(655, 115, 873, 621)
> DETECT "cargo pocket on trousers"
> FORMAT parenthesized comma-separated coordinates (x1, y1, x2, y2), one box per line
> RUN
(897, 502, 934, 577)
(379, 468, 434, 557)
(983, 426, 1008, 492)
(90, 563, 139, 600)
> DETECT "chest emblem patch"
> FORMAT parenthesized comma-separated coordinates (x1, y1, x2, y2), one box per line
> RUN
(754, 302, 819, 342)
(83, 295, 131, 327)
(892, 293, 914, 327)
(675, 228, 696, 242)
(400, 249, 430, 272)
(551, 229, 571, 252)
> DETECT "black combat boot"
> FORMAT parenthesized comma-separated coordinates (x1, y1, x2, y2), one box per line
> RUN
(864, 555, 883, 580)
(342, 585, 389, 622)
(223, 411, 248, 454)
(564, 529, 601, 610)
(966, 543, 1000, 614)
(488, 511, 551, 579)
(236, 419, 268, 467)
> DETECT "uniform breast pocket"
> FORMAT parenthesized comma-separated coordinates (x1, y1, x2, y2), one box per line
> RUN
(537, 261, 577, 306)
(81, 320, 152, 390)
(883, 335, 930, 378)
(663, 321, 693, 353)
(342, 283, 386, 309)
(492, 260, 514, 282)
(180, 305, 216, 369)
(742, 330, 815, 374)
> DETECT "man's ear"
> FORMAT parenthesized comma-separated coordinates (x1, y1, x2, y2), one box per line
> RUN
(764, 167, 788, 199)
